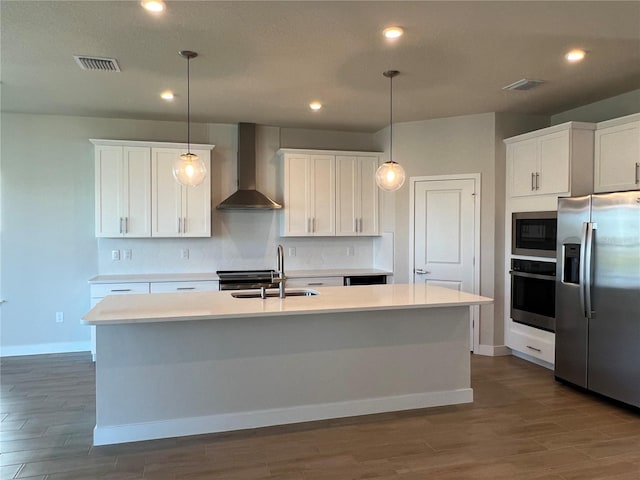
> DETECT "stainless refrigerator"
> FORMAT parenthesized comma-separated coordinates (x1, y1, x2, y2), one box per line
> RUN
(555, 191, 640, 408)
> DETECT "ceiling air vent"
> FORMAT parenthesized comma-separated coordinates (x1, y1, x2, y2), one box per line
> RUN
(502, 78, 545, 91)
(73, 55, 121, 72)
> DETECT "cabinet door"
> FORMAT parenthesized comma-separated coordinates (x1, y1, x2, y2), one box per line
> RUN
(283, 154, 312, 236)
(95, 145, 124, 237)
(152, 149, 183, 237)
(336, 156, 379, 236)
(594, 121, 640, 193)
(358, 156, 379, 235)
(336, 156, 359, 235)
(309, 155, 335, 236)
(182, 149, 211, 237)
(538, 130, 570, 195)
(508, 139, 538, 197)
(122, 147, 151, 237)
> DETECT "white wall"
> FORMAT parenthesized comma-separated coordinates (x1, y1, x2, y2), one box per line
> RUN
(551, 89, 640, 125)
(0, 114, 378, 355)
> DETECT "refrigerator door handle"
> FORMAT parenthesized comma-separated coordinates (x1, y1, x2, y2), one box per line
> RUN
(584, 222, 596, 319)
(579, 222, 588, 318)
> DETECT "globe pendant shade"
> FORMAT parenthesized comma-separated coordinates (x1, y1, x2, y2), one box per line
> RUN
(375, 161, 406, 191)
(173, 152, 207, 187)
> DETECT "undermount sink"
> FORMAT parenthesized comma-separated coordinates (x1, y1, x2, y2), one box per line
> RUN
(231, 289, 319, 299)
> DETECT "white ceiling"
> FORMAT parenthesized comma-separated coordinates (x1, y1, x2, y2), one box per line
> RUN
(2, 1, 639, 132)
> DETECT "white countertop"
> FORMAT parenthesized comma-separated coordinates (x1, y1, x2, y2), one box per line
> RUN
(83, 284, 492, 325)
(88, 269, 392, 284)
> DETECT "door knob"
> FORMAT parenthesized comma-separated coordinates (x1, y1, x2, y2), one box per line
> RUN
(415, 269, 430, 274)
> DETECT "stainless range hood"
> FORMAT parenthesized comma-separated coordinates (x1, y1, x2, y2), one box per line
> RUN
(217, 123, 282, 210)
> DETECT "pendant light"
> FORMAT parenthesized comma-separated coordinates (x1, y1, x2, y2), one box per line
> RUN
(376, 70, 406, 191)
(173, 50, 207, 187)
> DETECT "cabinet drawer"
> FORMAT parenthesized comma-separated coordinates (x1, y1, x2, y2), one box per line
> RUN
(286, 276, 343, 288)
(508, 328, 555, 364)
(150, 281, 219, 293)
(90, 282, 150, 298)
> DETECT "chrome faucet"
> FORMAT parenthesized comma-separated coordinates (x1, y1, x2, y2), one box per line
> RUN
(275, 244, 286, 298)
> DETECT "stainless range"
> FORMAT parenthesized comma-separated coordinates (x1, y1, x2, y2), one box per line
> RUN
(216, 270, 278, 291)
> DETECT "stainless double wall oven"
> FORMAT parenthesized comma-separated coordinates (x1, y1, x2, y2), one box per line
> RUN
(510, 211, 558, 332)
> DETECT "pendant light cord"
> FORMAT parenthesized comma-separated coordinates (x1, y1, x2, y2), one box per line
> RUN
(186, 55, 191, 155)
(389, 73, 393, 164)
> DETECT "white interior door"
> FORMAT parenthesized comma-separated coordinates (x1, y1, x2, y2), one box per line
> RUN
(412, 176, 478, 349)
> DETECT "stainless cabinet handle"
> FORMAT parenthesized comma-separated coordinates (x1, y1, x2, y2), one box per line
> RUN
(354, 219, 358, 232)
(636, 162, 639, 184)
(526, 345, 542, 352)
(307, 282, 324, 286)
(415, 268, 430, 274)
(182, 217, 187, 233)
(358, 218, 363, 233)
(110, 288, 132, 292)
(312, 217, 316, 232)
(177, 218, 182, 233)
(535, 172, 540, 190)
(531, 172, 535, 191)
(176, 287, 195, 291)
(306, 218, 310, 233)
(119, 217, 123, 234)
(124, 217, 128, 234)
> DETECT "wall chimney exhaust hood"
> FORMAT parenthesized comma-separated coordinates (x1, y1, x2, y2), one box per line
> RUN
(217, 123, 282, 210)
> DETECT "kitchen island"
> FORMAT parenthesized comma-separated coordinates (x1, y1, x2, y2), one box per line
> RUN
(83, 284, 492, 445)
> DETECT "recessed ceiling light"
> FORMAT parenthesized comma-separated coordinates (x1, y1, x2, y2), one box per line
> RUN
(161, 90, 174, 100)
(565, 49, 586, 63)
(309, 101, 322, 111)
(383, 27, 404, 39)
(141, 0, 165, 13)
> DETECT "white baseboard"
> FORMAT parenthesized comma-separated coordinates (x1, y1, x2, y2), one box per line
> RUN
(474, 344, 511, 356)
(0, 342, 91, 357)
(93, 388, 473, 446)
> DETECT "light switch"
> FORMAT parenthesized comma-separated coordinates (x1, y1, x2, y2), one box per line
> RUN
(181, 248, 189, 259)
(288, 247, 296, 257)
(111, 250, 120, 261)
(123, 249, 132, 260)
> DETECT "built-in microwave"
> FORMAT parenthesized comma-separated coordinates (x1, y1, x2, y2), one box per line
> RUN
(512, 211, 557, 258)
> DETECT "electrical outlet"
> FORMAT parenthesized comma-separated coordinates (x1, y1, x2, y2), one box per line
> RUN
(288, 247, 296, 257)
(347, 246, 355, 256)
(181, 248, 189, 259)
(123, 249, 132, 260)
(111, 250, 120, 261)
(55, 312, 64, 323)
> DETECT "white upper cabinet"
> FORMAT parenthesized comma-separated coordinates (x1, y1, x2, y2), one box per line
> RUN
(505, 122, 595, 199)
(92, 139, 214, 238)
(282, 153, 335, 236)
(594, 114, 640, 193)
(336, 155, 379, 236)
(94, 145, 151, 237)
(279, 149, 381, 237)
(151, 148, 211, 237)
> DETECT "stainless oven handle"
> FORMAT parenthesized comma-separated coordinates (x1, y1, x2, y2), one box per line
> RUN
(584, 222, 595, 319)
(509, 271, 555, 281)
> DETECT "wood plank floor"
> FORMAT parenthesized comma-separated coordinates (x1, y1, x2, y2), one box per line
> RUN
(1, 352, 639, 480)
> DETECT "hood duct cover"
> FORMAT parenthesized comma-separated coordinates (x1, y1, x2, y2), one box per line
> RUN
(217, 123, 282, 210)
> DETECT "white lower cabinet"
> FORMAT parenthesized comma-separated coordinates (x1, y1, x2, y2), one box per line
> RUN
(507, 322, 555, 364)
(149, 281, 219, 293)
(88, 280, 219, 360)
(286, 276, 343, 288)
(89, 282, 151, 360)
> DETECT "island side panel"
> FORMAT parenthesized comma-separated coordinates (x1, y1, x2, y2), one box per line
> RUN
(94, 306, 471, 445)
